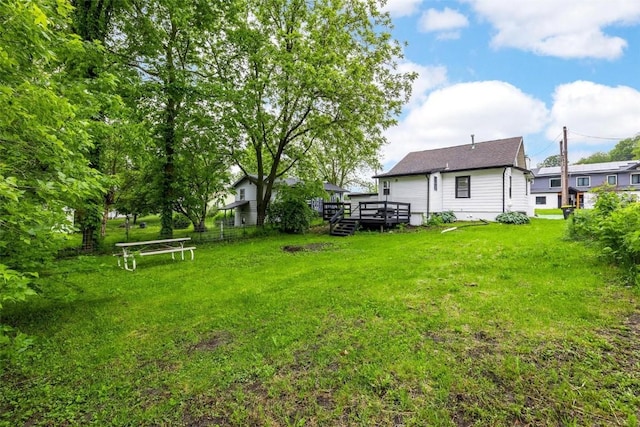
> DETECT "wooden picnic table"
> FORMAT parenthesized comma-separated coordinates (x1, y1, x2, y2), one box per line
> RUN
(115, 237, 195, 271)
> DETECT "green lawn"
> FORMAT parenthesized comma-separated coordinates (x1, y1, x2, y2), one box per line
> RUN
(2, 220, 639, 426)
(535, 208, 563, 215)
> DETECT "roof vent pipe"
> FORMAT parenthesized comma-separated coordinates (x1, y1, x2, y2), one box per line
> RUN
(471, 134, 475, 149)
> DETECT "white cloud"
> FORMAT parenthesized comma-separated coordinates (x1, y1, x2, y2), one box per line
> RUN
(435, 31, 463, 41)
(419, 7, 469, 33)
(547, 81, 640, 146)
(382, 0, 424, 17)
(464, 0, 640, 59)
(397, 61, 448, 107)
(383, 81, 549, 166)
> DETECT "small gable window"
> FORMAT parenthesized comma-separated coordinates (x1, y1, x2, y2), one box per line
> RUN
(455, 176, 470, 198)
(239, 188, 245, 200)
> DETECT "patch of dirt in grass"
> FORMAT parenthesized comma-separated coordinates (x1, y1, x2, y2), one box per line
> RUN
(189, 331, 232, 353)
(282, 243, 333, 253)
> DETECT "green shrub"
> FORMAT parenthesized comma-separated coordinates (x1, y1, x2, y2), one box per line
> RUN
(267, 181, 323, 234)
(427, 211, 456, 226)
(566, 209, 597, 241)
(268, 199, 315, 234)
(567, 188, 640, 286)
(173, 214, 191, 230)
(495, 211, 530, 224)
(597, 203, 640, 284)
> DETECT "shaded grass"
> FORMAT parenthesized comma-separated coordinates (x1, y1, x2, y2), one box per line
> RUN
(2, 220, 639, 426)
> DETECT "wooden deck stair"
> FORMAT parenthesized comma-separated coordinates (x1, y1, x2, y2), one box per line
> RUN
(330, 218, 359, 236)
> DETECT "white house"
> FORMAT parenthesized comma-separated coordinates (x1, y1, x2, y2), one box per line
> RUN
(221, 175, 349, 226)
(373, 136, 533, 224)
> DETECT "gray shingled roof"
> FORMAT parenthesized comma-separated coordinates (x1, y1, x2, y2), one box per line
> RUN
(375, 137, 526, 178)
(234, 174, 348, 193)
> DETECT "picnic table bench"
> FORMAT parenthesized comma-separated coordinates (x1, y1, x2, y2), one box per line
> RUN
(114, 237, 195, 271)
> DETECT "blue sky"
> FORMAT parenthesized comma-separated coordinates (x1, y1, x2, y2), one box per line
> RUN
(379, 0, 640, 170)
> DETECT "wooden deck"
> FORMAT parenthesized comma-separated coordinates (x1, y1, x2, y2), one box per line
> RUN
(356, 201, 410, 228)
(324, 201, 410, 231)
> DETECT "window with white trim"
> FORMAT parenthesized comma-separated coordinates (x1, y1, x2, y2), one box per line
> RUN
(455, 176, 470, 198)
(239, 188, 245, 200)
(382, 180, 390, 195)
(549, 178, 561, 188)
(535, 196, 546, 205)
(576, 176, 590, 187)
(607, 175, 617, 185)
(632, 174, 640, 185)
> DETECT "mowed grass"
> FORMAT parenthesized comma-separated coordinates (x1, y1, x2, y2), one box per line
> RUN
(2, 220, 640, 426)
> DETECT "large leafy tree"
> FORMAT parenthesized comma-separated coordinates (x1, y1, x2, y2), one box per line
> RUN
(537, 154, 562, 168)
(204, 0, 415, 225)
(303, 124, 383, 189)
(68, 0, 123, 249)
(575, 136, 639, 165)
(613, 135, 639, 161)
(1, 0, 102, 342)
(575, 151, 611, 165)
(109, 0, 228, 237)
(173, 100, 231, 231)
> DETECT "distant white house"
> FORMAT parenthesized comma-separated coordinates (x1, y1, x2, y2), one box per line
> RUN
(373, 136, 533, 224)
(222, 175, 349, 226)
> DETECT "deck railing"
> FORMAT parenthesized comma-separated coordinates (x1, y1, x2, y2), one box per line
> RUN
(357, 201, 411, 227)
(323, 202, 351, 221)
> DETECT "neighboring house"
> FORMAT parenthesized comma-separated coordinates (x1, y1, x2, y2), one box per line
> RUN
(530, 160, 640, 209)
(373, 136, 533, 224)
(221, 175, 349, 226)
(347, 192, 379, 209)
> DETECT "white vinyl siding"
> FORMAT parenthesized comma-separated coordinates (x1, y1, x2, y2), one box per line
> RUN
(442, 169, 504, 216)
(381, 175, 429, 213)
(430, 172, 443, 213)
(234, 179, 259, 226)
(509, 170, 532, 215)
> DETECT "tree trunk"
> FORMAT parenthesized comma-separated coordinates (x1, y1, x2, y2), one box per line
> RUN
(194, 219, 207, 232)
(101, 208, 109, 237)
(159, 115, 175, 238)
(159, 37, 179, 238)
(71, 0, 116, 251)
(101, 188, 115, 237)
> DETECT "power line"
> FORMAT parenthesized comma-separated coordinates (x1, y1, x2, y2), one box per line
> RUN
(567, 130, 634, 141)
(528, 131, 562, 158)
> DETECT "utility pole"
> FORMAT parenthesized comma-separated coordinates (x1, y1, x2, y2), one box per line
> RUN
(560, 126, 569, 207)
